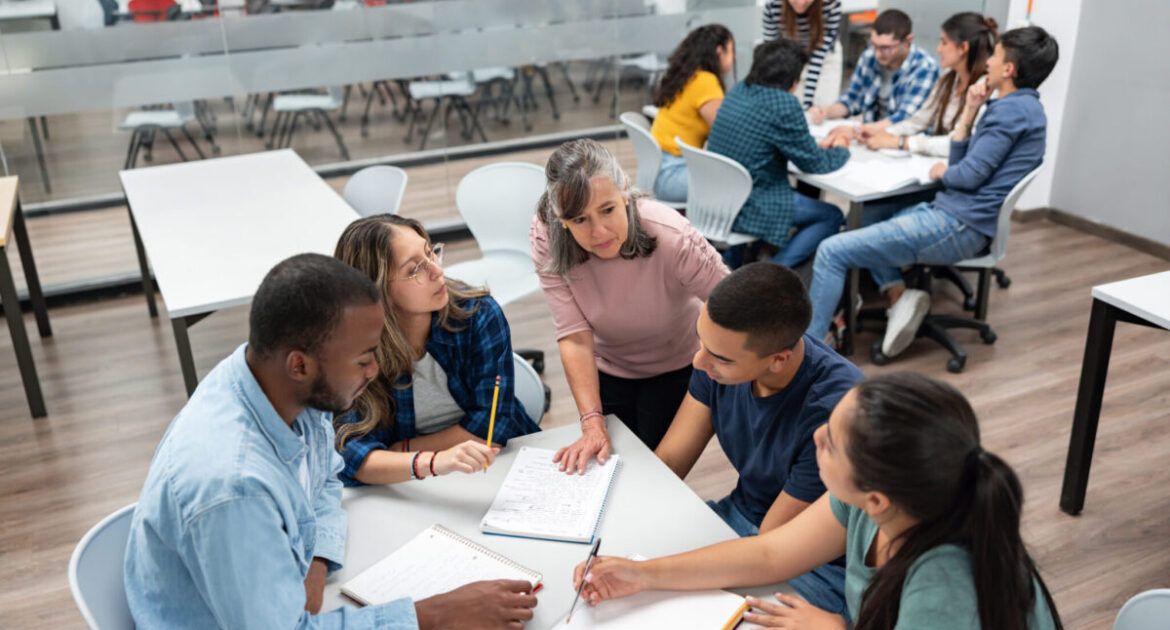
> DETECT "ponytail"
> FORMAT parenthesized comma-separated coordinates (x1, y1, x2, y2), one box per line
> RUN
(932, 12, 999, 134)
(847, 374, 1063, 630)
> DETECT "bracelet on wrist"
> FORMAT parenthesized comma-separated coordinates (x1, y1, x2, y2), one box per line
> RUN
(410, 451, 422, 480)
(428, 451, 438, 477)
(580, 411, 605, 425)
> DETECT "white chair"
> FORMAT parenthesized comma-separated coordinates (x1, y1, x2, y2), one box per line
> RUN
(953, 167, 1042, 320)
(443, 162, 545, 307)
(69, 503, 136, 630)
(119, 101, 215, 169)
(512, 352, 547, 424)
(1115, 589, 1170, 630)
(268, 86, 350, 160)
(618, 112, 685, 211)
(676, 137, 757, 249)
(404, 74, 486, 150)
(343, 165, 409, 217)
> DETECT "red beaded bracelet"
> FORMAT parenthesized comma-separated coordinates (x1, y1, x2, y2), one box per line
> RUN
(429, 451, 438, 477)
(410, 451, 422, 480)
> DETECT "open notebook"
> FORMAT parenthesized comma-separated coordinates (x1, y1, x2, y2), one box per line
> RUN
(480, 446, 621, 544)
(549, 587, 749, 630)
(823, 155, 938, 194)
(340, 524, 542, 606)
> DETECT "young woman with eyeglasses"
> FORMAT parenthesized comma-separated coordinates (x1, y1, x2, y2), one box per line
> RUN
(331, 214, 540, 486)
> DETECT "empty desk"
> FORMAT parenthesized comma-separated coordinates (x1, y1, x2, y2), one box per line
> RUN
(1060, 270, 1170, 515)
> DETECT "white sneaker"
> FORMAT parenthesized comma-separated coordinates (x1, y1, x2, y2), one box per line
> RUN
(882, 289, 930, 357)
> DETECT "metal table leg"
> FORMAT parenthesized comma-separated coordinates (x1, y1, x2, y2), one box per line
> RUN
(842, 200, 864, 356)
(0, 243, 46, 418)
(127, 204, 159, 318)
(11, 199, 50, 337)
(172, 312, 210, 397)
(26, 118, 52, 194)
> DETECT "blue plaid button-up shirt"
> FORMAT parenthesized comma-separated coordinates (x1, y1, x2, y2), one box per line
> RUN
(335, 295, 540, 485)
(838, 44, 939, 124)
(707, 82, 849, 249)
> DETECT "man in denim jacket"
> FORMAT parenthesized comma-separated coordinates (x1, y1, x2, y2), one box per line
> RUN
(124, 253, 537, 629)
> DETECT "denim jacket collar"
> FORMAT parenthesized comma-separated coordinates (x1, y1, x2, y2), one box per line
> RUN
(228, 343, 306, 465)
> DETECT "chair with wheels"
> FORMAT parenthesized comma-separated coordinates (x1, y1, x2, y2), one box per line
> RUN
(676, 137, 757, 251)
(68, 503, 137, 630)
(512, 352, 550, 424)
(342, 165, 408, 217)
(868, 167, 1042, 373)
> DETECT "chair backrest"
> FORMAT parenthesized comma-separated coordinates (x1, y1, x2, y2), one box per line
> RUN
(1115, 589, 1170, 630)
(512, 352, 545, 424)
(677, 137, 753, 244)
(987, 166, 1042, 262)
(619, 111, 661, 193)
(343, 165, 409, 217)
(454, 162, 545, 255)
(69, 503, 137, 630)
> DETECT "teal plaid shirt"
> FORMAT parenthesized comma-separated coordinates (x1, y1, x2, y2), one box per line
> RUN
(707, 82, 849, 248)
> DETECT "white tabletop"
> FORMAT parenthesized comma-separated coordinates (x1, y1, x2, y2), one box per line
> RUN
(792, 145, 942, 204)
(119, 150, 358, 319)
(323, 420, 790, 628)
(0, 0, 56, 20)
(1091, 270, 1170, 330)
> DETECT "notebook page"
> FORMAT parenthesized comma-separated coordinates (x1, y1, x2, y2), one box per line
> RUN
(847, 156, 937, 193)
(549, 588, 747, 629)
(481, 447, 620, 542)
(341, 525, 537, 606)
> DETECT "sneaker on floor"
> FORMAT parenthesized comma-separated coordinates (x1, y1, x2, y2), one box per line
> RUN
(882, 289, 930, 357)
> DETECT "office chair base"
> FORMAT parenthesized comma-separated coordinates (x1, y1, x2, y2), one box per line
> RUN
(867, 313, 996, 374)
(516, 349, 545, 375)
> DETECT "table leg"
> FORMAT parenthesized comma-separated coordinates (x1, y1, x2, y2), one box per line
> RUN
(1060, 298, 1117, 515)
(26, 118, 52, 194)
(172, 315, 200, 397)
(842, 200, 864, 356)
(12, 199, 51, 337)
(0, 245, 46, 418)
(127, 205, 159, 318)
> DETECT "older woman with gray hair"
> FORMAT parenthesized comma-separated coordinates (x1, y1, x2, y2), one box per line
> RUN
(530, 139, 729, 473)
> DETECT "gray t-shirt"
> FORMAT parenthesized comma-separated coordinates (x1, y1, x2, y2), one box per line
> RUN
(411, 353, 465, 434)
(830, 495, 1057, 629)
(875, 65, 894, 120)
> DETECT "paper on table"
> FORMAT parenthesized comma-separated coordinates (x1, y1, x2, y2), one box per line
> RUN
(480, 446, 620, 544)
(550, 586, 748, 629)
(806, 117, 857, 139)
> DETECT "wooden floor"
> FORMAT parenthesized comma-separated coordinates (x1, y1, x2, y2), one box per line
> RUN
(1, 153, 1169, 628)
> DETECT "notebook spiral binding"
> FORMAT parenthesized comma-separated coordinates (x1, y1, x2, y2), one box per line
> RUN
(587, 457, 622, 544)
(431, 524, 542, 581)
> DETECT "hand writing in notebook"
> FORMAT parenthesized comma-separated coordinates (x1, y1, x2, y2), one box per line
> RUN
(414, 580, 538, 629)
(572, 556, 648, 606)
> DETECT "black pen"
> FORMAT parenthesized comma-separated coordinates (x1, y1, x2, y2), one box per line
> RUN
(566, 537, 602, 623)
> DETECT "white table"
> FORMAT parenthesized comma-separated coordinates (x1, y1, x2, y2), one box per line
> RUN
(323, 420, 791, 628)
(1060, 270, 1170, 515)
(792, 146, 942, 355)
(119, 149, 358, 395)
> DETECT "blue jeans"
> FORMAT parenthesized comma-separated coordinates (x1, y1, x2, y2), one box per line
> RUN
(654, 152, 688, 203)
(707, 496, 849, 620)
(722, 192, 845, 270)
(806, 202, 990, 337)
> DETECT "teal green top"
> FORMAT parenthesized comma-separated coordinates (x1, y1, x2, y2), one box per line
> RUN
(829, 495, 1057, 629)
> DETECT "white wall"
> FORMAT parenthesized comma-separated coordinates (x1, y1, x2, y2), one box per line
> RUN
(1005, 0, 1083, 210)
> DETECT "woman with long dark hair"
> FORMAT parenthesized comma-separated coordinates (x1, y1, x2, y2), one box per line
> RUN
(763, 0, 844, 110)
(332, 215, 539, 486)
(863, 13, 998, 156)
(648, 23, 735, 203)
(573, 373, 1062, 630)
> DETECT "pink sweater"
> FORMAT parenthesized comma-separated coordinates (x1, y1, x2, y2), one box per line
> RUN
(530, 199, 730, 379)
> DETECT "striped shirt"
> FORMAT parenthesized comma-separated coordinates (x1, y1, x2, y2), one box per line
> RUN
(762, 0, 842, 109)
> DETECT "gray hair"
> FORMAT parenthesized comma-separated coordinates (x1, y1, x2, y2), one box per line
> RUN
(536, 139, 658, 276)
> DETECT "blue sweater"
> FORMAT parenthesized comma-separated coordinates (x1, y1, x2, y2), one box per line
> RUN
(935, 88, 1046, 237)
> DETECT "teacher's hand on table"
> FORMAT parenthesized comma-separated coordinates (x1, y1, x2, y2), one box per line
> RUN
(415, 579, 537, 630)
(573, 556, 647, 606)
(742, 593, 847, 630)
(553, 417, 611, 474)
(434, 440, 499, 475)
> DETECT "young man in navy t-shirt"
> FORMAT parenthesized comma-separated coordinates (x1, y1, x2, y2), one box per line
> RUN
(655, 262, 862, 617)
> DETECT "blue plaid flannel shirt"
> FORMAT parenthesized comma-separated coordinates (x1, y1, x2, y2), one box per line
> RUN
(335, 295, 540, 485)
(838, 44, 939, 124)
(707, 82, 849, 249)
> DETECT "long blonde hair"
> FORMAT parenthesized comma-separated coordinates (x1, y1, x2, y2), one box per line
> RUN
(333, 214, 487, 449)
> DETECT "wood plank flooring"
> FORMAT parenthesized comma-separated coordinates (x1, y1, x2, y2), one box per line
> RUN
(2, 167, 1169, 629)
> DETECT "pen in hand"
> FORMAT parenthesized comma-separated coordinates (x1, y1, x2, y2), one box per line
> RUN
(566, 537, 602, 623)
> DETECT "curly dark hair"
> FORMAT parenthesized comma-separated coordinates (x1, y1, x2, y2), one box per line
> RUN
(653, 24, 734, 108)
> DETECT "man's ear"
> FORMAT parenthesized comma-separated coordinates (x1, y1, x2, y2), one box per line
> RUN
(285, 349, 313, 384)
(768, 348, 794, 373)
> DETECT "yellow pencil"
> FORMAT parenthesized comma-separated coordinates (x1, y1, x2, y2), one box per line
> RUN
(484, 375, 501, 470)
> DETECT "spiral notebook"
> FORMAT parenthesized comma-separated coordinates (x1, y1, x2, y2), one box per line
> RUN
(480, 446, 621, 544)
(340, 524, 542, 606)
